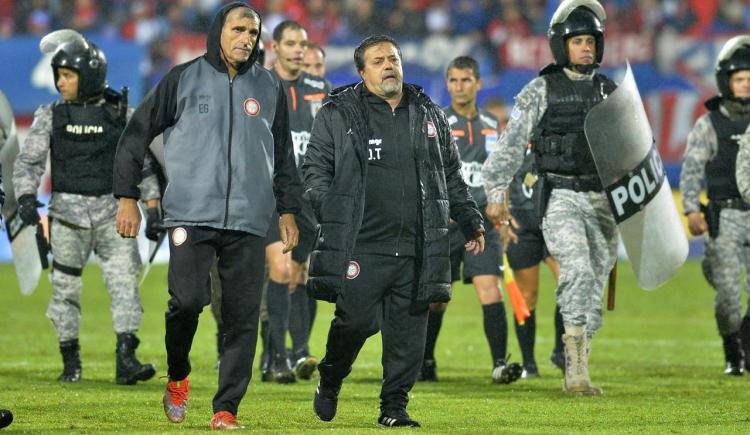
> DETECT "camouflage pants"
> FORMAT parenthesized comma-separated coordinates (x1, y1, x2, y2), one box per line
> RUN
(707, 209, 750, 335)
(48, 218, 143, 341)
(542, 189, 618, 337)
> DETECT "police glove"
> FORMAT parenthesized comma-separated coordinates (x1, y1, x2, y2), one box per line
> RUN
(145, 207, 164, 241)
(17, 194, 43, 226)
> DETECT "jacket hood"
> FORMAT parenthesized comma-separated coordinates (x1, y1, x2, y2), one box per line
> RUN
(205, 2, 262, 75)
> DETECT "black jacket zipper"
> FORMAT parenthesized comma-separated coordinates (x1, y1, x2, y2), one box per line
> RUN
(224, 78, 234, 227)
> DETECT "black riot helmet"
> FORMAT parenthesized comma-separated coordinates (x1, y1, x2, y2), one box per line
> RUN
(41, 29, 107, 101)
(548, 0, 606, 68)
(715, 35, 750, 99)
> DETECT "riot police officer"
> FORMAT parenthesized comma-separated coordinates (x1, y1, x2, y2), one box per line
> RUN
(13, 30, 160, 384)
(482, 0, 617, 395)
(680, 35, 750, 375)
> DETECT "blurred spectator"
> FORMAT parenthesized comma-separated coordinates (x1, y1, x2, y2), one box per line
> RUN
(387, 0, 427, 38)
(712, 0, 747, 33)
(425, 0, 452, 35)
(346, 0, 384, 39)
(121, 1, 168, 44)
(25, 0, 53, 35)
(263, 0, 291, 38)
(143, 39, 173, 93)
(524, 0, 548, 35)
(636, 0, 664, 34)
(661, 0, 699, 34)
(71, 0, 99, 31)
(452, 0, 491, 36)
(305, 0, 341, 46)
(0, 17, 12, 38)
(486, 2, 530, 70)
(0, 0, 739, 43)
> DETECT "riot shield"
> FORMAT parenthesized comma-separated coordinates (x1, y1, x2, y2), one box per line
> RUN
(0, 90, 48, 294)
(584, 63, 688, 289)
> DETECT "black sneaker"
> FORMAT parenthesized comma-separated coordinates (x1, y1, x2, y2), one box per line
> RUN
(723, 333, 746, 376)
(417, 359, 438, 382)
(378, 409, 420, 428)
(550, 348, 565, 372)
(0, 409, 12, 429)
(492, 357, 523, 384)
(724, 361, 745, 376)
(522, 362, 539, 379)
(313, 381, 339, 422)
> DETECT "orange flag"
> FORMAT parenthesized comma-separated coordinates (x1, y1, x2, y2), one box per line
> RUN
(503, 254, 530, 325)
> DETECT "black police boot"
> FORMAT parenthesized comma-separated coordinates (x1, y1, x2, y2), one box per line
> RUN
(115, 333, 156, 385)
(271, 353, 296, 384)
(378, 408, 421, 428)
(722, 333, 745, 376)
(58, 339, 82, 382)
(739, 315, 750, 371)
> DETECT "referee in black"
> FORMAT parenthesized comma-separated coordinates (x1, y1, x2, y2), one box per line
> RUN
(302, 35, 485, 428)
(419, 56, 522, 385)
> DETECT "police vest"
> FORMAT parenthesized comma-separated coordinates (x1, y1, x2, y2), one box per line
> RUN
(533, 71, 616, 176)
(705, 108, 748, 201)
(51, 102, 125, 196)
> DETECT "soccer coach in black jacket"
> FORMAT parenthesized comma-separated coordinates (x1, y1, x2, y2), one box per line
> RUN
(303, 35, 485, 428)
(112, 3, 302, 429)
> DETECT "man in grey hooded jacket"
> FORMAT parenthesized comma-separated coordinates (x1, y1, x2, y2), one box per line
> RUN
(113, 3, 302, 429)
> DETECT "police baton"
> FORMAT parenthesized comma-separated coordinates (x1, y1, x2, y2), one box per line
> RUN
(607, 262, 617, 311)
(35, 222, 50, 269)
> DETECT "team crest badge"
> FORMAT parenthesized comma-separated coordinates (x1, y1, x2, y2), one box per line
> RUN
(243, 98, 260, 116)
(346, 261, 360, 280)
(426, 121, 437, 138)
(172, 227, 187, 246)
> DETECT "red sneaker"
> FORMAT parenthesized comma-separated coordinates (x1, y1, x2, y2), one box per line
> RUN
(163, 377, 190, 423)
(210, 411, 244, 430)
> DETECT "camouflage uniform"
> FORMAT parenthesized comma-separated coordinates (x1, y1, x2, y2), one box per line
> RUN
(680, 110, 750, 336)
(13, 103, 159, 341)
(738, 133, 750, 203)
(482, 69, 618, 337)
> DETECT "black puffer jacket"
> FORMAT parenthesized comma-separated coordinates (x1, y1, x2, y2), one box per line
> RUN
(302, 82, 483, 310)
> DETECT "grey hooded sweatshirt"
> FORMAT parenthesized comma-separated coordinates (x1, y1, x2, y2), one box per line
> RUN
(113, 2, 301, 236)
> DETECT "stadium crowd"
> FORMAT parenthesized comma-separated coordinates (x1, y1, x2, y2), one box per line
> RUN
(3, 1, 749, 43)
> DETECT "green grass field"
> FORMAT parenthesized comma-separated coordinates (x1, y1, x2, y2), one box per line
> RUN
(0, 260, 749, 433)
